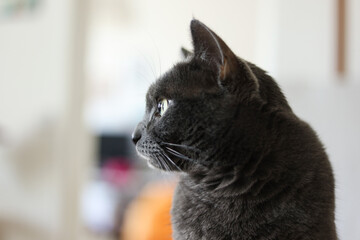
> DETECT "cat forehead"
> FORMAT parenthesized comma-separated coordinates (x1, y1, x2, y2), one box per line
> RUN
(146, 61, 219, 102)
(146, 71, 180, 101)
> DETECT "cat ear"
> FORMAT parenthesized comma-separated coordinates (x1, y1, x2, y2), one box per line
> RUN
(180, 47, 193, 59)
(190, 20, 236, 81)
(190, 20, 259, 92)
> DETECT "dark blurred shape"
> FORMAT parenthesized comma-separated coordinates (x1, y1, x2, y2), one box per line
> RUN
(98, 134, 133, 167)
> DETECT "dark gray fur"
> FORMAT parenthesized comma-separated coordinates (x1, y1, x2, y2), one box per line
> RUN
(132, 20, 337, 240)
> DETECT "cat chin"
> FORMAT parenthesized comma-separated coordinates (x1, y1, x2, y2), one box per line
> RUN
(136, 149, 152, 163)
(147, 156, 175, 172)
(147, 160, 157, 170)
(136, 148, 162, 170)
(147, 158, 169, 171)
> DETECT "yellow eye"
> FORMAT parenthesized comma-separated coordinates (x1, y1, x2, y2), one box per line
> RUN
(157, 99, 170, 116)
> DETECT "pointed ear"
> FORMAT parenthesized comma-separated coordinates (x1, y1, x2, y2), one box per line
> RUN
(190, 20, 237, 81)
(180, 47, 193, 59)
(190, 20, 259, 92)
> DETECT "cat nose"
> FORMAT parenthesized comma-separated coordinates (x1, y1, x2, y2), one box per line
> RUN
(132, 124, 142, 145)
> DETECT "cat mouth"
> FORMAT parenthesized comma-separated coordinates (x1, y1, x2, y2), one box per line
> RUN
(135, 140, 199, 171)
(136, 147, 181, 171)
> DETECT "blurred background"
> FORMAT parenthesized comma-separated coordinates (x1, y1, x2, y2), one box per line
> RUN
(0, 0, 359, 239)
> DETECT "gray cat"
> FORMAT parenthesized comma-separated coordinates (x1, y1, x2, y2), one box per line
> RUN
(132, 20, 337, 240)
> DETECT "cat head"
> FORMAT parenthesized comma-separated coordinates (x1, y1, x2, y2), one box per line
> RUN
(132, 20, 290, 173)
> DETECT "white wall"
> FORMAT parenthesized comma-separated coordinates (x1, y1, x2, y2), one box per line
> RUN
(0, 0, 71, 232)
(348, 0, 360, 81)
(0, 1, 72, 142)
(276, 0, 336, 84)
(0, 1, 90, 239)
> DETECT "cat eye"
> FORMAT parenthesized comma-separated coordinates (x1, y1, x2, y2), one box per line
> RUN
(157, 99, 171, 117)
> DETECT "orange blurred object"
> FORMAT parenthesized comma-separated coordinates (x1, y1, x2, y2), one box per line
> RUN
(121, 181, 176, 240)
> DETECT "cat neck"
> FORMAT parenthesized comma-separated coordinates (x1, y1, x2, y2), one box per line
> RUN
(183, 152, 269, 199)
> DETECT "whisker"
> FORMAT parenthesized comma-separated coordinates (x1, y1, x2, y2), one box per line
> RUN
(136, 49, 157, 81)
(161, 151, 181, 171)
(144, 29, 162, 78)
(165, 147, 194, 162)
(162, 142, 200, 152)
(155, 153, 168, 171)
(160, 153, 171, 172)
(163, 156, 171, 172)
